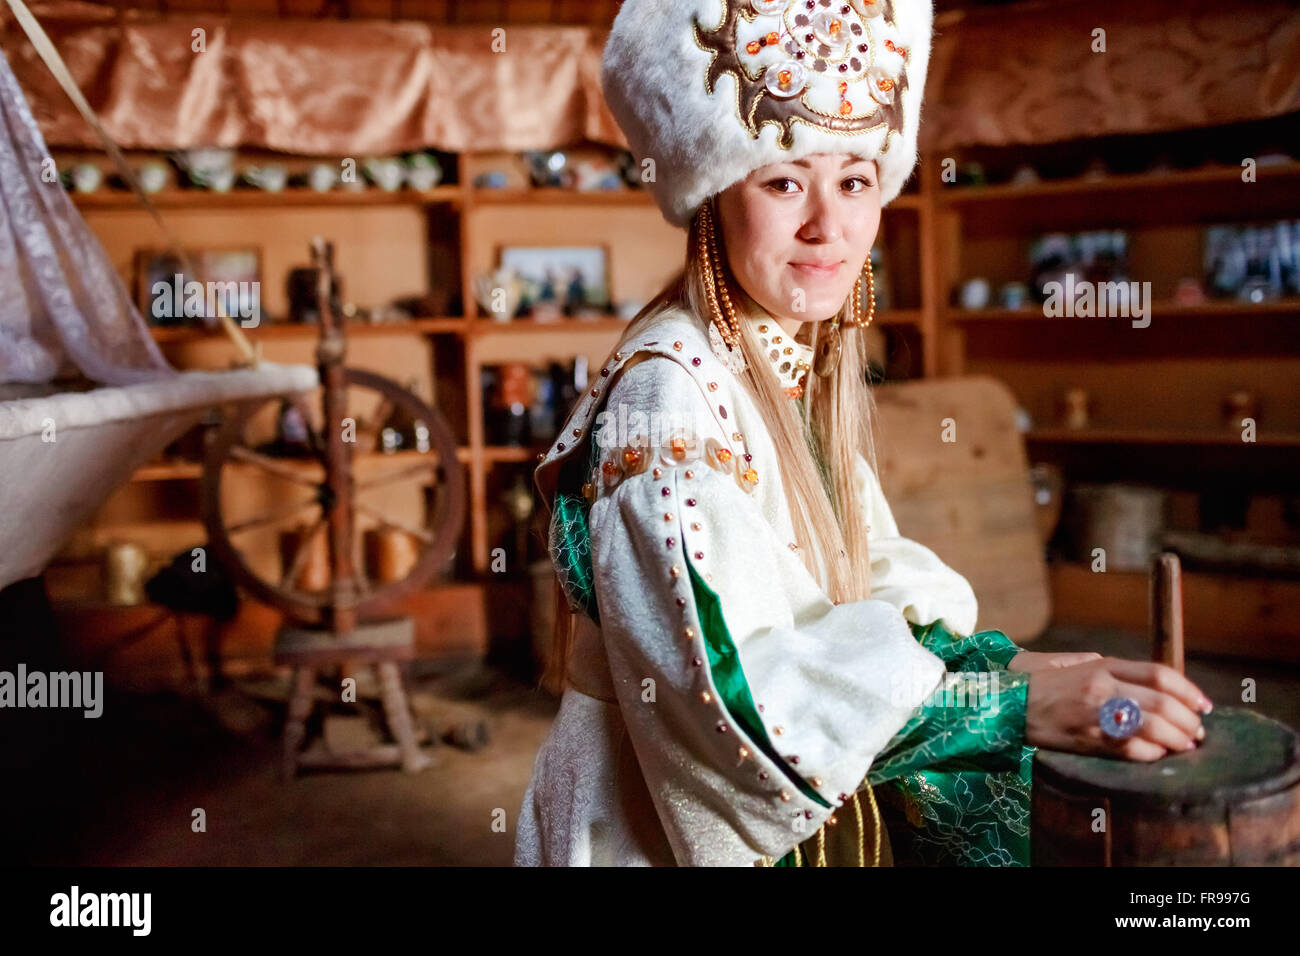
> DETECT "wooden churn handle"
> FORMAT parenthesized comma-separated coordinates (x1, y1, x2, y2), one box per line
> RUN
(1150, 551, 1185, 675)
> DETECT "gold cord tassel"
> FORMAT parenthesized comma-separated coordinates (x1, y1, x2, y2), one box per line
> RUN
(758, 782, 884, 868)
(858, 784, 884, 866)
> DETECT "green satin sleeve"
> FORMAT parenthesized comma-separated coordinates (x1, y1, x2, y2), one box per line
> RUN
(913, 618, 1023, 672)
(772, 622, 1034, 867)
(861, 622, 1035, 866)
(549, 487, 599, 625)
(867, 658, 1031, 783)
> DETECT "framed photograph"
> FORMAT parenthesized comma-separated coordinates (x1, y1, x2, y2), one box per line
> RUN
(497, 244, 611, 320)
(134, 247, 263, 327)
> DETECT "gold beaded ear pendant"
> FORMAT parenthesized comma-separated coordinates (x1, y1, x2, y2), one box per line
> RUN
(844, 255, 877, 330)
(814, 257, 876, 378)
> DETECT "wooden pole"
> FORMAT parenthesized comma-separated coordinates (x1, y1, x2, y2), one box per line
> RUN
(1150, 551, 1184, 674)
(314, 238, 359, 635)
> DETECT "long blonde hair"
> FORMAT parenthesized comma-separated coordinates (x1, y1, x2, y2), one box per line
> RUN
(542, 201, 880, 693)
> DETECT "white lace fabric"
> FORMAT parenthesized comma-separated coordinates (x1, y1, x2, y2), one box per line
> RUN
(0, 49, 173, 386)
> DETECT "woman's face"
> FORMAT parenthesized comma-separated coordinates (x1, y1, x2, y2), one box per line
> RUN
(715, 153, 881, 334)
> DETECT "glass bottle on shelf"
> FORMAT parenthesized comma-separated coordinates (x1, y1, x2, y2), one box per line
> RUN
(530, 371, 557, 444)
(378, 377, 430, 454)
(486, 363, 533, 447)
(502, 471, 536, 574)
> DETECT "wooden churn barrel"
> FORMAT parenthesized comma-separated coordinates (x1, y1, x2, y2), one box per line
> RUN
(1031, 552, 1300, 865)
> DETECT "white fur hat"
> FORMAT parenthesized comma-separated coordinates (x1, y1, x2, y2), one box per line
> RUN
(601, 0, 933, 229)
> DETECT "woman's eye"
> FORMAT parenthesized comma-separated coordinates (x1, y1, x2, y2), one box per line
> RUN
(766, 176, 874, 193)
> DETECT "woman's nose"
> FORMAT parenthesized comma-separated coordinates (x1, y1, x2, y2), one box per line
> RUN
(797, 187, 844, 244)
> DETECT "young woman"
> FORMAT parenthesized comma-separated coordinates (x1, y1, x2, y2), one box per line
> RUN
(515, 0, 1211, 867)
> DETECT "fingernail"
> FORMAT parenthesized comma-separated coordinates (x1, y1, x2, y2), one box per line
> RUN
(1196, 726, 1205, 741)
(1185, 740, 1196, 750)
(1200, 698, 1213, 714)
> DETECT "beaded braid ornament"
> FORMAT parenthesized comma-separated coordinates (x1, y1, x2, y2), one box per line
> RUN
(698, 197, 748, 375)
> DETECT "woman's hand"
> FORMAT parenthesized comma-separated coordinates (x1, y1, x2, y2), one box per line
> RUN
(1024, 657, 1212, 761)
(1007, 650, 1102, 673)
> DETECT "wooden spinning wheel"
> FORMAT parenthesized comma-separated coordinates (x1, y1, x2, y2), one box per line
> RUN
(201, 239, 465, 633)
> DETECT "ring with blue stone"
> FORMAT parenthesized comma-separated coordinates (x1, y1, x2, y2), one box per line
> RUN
(1099, 696, 1143, 739)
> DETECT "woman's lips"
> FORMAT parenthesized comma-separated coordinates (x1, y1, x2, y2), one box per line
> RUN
(789, 261, 842, 278)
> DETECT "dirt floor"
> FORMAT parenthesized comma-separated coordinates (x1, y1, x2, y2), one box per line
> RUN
(4, 623, 1298, 866)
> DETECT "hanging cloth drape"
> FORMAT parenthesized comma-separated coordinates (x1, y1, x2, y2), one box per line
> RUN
(3, 2, 1296, 155)
(0, 8, 625, 154)
(0, 46, 173, 385)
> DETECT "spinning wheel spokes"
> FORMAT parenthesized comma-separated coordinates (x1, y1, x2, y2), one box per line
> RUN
(202, 368, 465, 628)
(355, 394, 395, 439)
(281, 515, 326, 588)
(356, 459, 440, 492)
(226, 497, 320, 536)
(227, 445, 324, 488)
(354, 501, 436, 546)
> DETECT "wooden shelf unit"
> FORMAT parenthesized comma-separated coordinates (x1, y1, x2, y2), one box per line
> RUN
(1024, 428, 1300, 449)
(929, 141, 1300, 640)
(57, 152, 715, 581)
(946, 298, 1300, 323)
(65, 151, 936, 581)
(72, 184, 465, 210)
(63, 139, 1299, 646)
(935, 161, 1300, 205)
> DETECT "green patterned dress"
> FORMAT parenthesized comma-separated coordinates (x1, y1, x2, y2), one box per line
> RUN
(858, 620, 1033, 867)
(546, 413, 1035, 867)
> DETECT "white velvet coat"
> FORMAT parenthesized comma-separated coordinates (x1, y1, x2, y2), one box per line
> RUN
(516, 307, 977, 866)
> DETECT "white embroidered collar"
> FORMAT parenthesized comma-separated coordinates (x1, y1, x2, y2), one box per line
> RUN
(746, 313, 813, 399)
